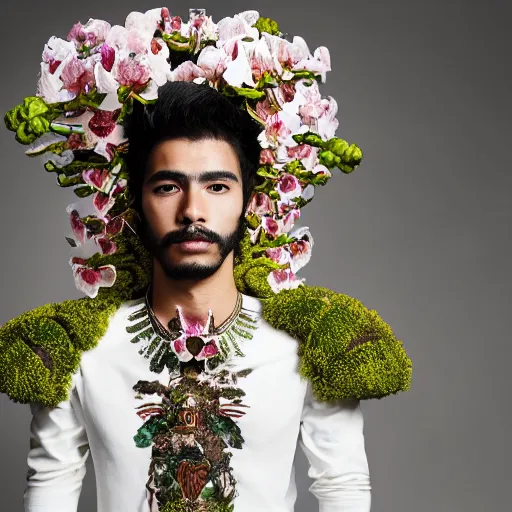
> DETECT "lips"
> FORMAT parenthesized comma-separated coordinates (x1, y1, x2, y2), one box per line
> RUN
(175, 240, 212, 253)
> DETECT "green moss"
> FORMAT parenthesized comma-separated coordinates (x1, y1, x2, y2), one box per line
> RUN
(0, 226, 153, 407)
(261, 286, 413, 401)
(0, 229, 412, 405)
(253, 17, 280, 36)
(0, 296, 120, 406)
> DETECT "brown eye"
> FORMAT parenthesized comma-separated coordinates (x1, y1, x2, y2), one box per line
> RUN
(209, 184, 229, 192)
(155, 184, 178, 194)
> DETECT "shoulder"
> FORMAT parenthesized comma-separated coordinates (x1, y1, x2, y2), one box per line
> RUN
(0, 295, 127, 407)
(259, 285, 413, 401)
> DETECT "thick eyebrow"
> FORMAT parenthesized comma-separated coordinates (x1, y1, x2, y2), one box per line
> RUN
(146, 169, 240, 186)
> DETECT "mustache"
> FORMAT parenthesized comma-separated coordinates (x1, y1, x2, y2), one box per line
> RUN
(160, 225, 223, 248)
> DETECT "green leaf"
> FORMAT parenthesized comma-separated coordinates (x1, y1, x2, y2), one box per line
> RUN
(225, 86, 266, 100)
(256, 166, 278, 178)
(133, 417, 167, 448)
(73, 185, 95, 198)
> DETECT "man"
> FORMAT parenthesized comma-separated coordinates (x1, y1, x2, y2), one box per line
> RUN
(1, 8, 411, 512)
(21, 81, 373, 512)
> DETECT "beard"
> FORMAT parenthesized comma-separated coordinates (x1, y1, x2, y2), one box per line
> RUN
(139, 213, 247, 281)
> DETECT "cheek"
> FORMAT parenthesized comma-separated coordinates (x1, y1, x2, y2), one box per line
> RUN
(141, 193, 175, 234)
(218, 193, 244, 226)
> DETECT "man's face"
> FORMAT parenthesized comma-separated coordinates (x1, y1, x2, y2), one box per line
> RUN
(140, 137, 245, 281)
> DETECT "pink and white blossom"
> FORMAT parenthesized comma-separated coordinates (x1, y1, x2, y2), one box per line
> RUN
(265, 246, 290, 266)
(260, 216, 280, 236)
(196, 46, 228, 82)
(288, 226, 314, 273)
(170, 61, 206, 82)
(222, 40, 255, 88)
(267, 268, 305, 293)
(216, 11, 259, 47)
(82, 168, 111, 191)
(293, 45, 331, 82)
(67, 206, 87, 245)
(282, 208, 300, 233)
(259, 149, 276, 165)
(276, 173, 302, 204)
(37, 37, 78, 103)
(247, 192, 273, 216)
(70, 258, 116, 298)
(67, 19, 111, 50)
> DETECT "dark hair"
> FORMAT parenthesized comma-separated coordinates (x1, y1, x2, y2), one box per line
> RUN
(124, 80, 263, 215)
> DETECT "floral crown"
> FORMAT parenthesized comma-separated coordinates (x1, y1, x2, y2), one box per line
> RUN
(4, 7, 362, 300)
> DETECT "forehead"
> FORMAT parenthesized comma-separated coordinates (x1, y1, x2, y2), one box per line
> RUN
(146, 137, 241, 178)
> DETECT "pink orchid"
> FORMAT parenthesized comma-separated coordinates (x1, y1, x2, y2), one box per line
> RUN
(100, 44, 115, 72)
(258, 112, 292, 149)
(174, 339, 186, 355)
(288, 226, 314, 273)
(176, 305, 213, 337)
(222, 39, 256, 88)
(105, 215, 125, 237)
(91, 177, 126, 217)
(124, 9, 163, 45)
(42, 36, 77, 68)
(67, 207, 87, 245)
(260, 216, 280, 236)
(82, 168, 111, 191)
(255, 98, 275, 122)
(276, 173, 302, 204)
(216, 11, 259, 47)
(161, 8, 182, 33)
(196, 15, 218, 42)
(198, 342, 219, 359)
(60, 56, 96, 96)
(247, 192, 273, 216)
(259, 149, 276, 165)
(93, 192, 116, 217)
(115, 54, 151, 88)
(275, 82, 296, 105)
(293, 46, 331, 82)
(287, 143, 313, 161)
(97, 236, 117, 255)
(267, 268, 305, 294)
(70, 258, 116, 298)
(170, 305, 219, 362)
(67, 19, 111, 51)
(37, 37, 79, 103)
(265, 246, 290, 266)
(60, 110, 126, 161)
(282, 208, 301, 233)
(196, 46, 228, 82)
(251, 37, 279, 81)
(262, 34, 310, 70)
(316, 96, 339, 139)
(171, 61, 206, 82)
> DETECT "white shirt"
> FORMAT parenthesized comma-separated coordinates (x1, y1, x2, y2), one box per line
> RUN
(23, 293, 371, 512)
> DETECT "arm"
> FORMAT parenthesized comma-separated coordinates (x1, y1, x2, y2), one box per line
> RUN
(23, 373, 90, 512)
(298, 383, 371, 512)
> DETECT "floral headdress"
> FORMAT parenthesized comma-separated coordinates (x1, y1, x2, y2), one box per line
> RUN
(4, 7, 362, 300)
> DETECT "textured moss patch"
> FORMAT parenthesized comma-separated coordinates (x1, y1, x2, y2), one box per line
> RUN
(261, 286, 413, 401)
(0, 297, 120, 406)
(0, 229, 412, 406)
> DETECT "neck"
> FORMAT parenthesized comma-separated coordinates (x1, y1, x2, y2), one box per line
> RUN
(150, 255, 240, 329)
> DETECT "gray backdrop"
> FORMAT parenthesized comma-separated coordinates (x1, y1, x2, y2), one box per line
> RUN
(1, 0, 510, 510)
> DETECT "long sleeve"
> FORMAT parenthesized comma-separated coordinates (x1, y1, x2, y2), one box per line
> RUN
(23, 371, 90, 512)
(298, 382, 371, 512)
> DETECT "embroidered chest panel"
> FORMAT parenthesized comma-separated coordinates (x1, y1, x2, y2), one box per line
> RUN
(126, 297, 258, 512)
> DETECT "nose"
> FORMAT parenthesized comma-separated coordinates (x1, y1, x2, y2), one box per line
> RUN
(177, 185, 206, 225)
